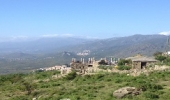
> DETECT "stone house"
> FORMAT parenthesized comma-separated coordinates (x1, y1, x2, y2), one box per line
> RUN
(126, 54, 157, 70)
(131, 57, 157, 70)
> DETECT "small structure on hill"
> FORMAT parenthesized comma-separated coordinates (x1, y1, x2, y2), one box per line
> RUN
(127, 54, 157, 70)
(70, 60, 88, 74)
(70, 58, 104, 74)
(70, 58, 100, 74)
(132, 57, 157, 69)
(70, 57, 120, 74)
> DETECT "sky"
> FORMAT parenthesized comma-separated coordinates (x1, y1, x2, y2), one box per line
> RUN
(0, 0, 170, 39)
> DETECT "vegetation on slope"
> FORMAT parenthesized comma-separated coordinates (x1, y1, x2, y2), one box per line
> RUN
(0, 52, 79, 74)
(154, 51, 170, 66)
(117, 59, 132, 70)
(0, 70, 170, 100)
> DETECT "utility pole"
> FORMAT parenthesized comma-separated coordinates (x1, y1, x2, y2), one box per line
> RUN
(165, 36, 170, 56)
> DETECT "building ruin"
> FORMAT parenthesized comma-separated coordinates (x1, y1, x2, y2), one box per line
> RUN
(70, 57, 119, 74)
(127, 55, 157, 70)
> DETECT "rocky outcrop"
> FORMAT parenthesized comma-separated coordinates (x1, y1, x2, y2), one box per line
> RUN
(113, 87, 141, 98)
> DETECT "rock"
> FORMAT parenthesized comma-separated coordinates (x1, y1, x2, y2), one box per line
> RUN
(113, 87, 141, 98)
(32, 98, 36, 100)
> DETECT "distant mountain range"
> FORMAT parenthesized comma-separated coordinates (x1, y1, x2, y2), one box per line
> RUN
(0, 34, 168, 58)
(0, 37, 94, 54)
(67, 34, 167, 58)
(0, 34, 168, 74)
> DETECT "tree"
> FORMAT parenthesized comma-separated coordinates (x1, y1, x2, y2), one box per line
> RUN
(65, 71, 77, 80)
(153, 51, 163, 57)
(155, 55, 166, 62)
(117, 59, 132, 70)
(98, 60, 108, 65)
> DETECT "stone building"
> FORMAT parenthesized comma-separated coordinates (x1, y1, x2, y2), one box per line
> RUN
(70, 61, 88, 74)
(60, 65, 71, 75)
(127, 55, 157, 70)
(70, 58, 100, 74)
(70, 57, 119, 74)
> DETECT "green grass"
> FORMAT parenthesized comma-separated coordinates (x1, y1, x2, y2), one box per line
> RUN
(0, 70, 170, 100)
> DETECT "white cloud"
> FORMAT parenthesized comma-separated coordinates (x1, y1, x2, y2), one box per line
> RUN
(41, 34, 59, 37)
(11, 36, 29, 39)
(41, 34, 74, 38)
(77, 36, 99, 39)
(61, 34, 74, 37)
(0, 36, 39, 42)
(159, 31, 170, 36)
(41, 34, 100, 39)
(0, 34, 99, 43)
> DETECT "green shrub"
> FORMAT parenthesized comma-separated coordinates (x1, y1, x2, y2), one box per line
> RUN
(10, 96, 30, 100)
(64, 71, 77, 80)
(155, 55, 166, 62)
(95, 74, 104, 79)
(115, 79, 122, 83)
(98, 65, 113, 70)
(106, 78, 112, 81)
(98, 60, 108, 65)
(40, 84, 51, 88)
(23, 81, 37, 95)
(118, 59, 132, 66)
(118, 65, 131, 70)
(0, 73, 25, 84)
(52, 83, 61, 86)
(143, 92, 159, 99)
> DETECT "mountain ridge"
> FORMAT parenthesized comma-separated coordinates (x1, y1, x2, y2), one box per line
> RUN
(0, 34, 168, 74)
(67, 34, 167, 58)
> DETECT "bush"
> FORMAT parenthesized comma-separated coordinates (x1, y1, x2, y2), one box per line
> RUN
(98, 60, 108, 65)
(65, 71, 77, 80)
(155, 55, 166, 62)
(95, 74, 104, 80)
(98, 65, 113, 70)
(0, 73, 25, 84)
(11, 96, 31, 100)
(23, 81, 37, 95)
(118, 65, 131, 70)
(115, 79, 122, 83)
(143, 92, 159, 99)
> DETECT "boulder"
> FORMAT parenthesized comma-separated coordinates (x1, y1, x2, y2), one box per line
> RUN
(113, 87, 141, 98)
(32, 98, 36, 100)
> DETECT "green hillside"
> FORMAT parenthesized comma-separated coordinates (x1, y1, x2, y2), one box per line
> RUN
(0, 70, 170, 100)
(0, 52, 80, 74)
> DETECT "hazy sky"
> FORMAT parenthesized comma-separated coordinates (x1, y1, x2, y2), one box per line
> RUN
(0, 0, 170, 39)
